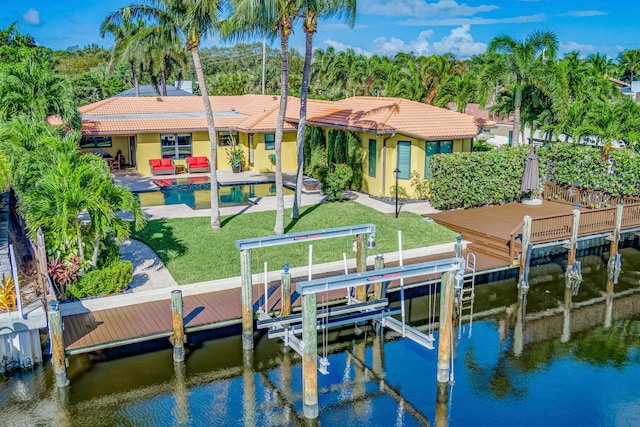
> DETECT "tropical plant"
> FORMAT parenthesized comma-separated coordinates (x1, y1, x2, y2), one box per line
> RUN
(67, 260, 133, 299)
(485, 31, 559, 146)
(291, 0, 356, 219)
(103, 0, 224, 229)
(226, 145, 245, 168)
(100, 16, 146, 97)
(322, 163, 353, 201)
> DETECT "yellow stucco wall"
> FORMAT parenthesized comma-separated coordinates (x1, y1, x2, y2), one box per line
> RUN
(252, 131, 297, 173)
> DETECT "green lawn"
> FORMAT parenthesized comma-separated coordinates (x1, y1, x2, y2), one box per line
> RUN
(132, 202, 458, 284)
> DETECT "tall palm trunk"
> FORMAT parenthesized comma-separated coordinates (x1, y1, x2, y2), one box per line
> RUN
(274, 22, 291, 235)
(131, 63, 140, 97)
(160, 69, 167, 96)
(513, 78, 522, 146)
(92, 235, 101, 267)
(191, 44, 221, 228)
(76, 226, 84, 260)
(291, 17, 315, 220)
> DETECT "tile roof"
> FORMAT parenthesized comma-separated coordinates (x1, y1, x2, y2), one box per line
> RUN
(80, 94, 483, 139)
(304, 97, 481, 140)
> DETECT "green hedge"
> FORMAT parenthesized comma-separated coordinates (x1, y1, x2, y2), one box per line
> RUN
(429, 147, 529, 209)
(428, 143, 640, 210)
(67, 260, 133, 299)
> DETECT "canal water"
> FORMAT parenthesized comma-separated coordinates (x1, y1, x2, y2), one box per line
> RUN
(1, 248, 640, 426)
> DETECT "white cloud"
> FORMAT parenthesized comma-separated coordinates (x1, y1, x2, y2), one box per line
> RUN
(401, 13, 545, 26)
(362, 0, 498, 18)
(322, 39, 371, 56)
(560, 41, 597, 55)
(322, 23, 369, 30)
(370, 25, 485, 58)
(22, 8, 41, 25)
(432, 25, 487, 57)
(564, 10, 608, 17)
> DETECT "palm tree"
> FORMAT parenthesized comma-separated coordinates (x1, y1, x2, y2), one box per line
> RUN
(619, 49, 640, 84)
(100, 17, 146, 97)
(0, 60, 78, 126)
(103, 0, 224, 229)
(487, 31, 559, 146)
(226, 0, 298, 235)
(291, 0, 356, 219)
(433, 72, 477, 112)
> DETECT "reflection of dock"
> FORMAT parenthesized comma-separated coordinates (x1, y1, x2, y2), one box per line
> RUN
(523, 287, 640, 344)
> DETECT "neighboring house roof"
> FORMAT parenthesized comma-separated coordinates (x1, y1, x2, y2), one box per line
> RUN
(112, 84, 195, 97)
(608, 76, 630, 88)
(302, 97, 482, 140)
(80, 95, 483, 139)
(449, 103, 510, 126)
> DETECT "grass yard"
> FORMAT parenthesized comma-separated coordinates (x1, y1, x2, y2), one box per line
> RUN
(132, 202, 457, 284)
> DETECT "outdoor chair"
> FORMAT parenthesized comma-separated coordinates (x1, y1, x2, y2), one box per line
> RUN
(149, 158, 176, 175)
(186, 156, 210, 173)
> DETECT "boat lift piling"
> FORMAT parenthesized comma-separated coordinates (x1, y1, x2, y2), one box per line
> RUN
(258, 258, 465, 419)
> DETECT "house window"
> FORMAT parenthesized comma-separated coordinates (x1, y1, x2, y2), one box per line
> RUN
(424, 140, 453, 176)
(219, 131, 239, 146)
(397, 141, 411, 180)
(161, 133, 192, 159)
(80, 136, 112, 148)
(368, 139, 376, 177)
(265, 134, 275, 150)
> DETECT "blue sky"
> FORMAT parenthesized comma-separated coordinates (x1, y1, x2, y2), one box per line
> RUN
(1, 0, 638, 59)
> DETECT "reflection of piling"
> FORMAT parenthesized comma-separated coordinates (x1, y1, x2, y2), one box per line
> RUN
(561, 285, 571, 343)
(518, 216, 532, 289)
(353, 339, 367, 416)
(173, 362, 190, 425)
(302, 293, 318, 419)
(355, 234, 368, 301)
(48, 301, 69, 387)
(437, 271, 455, 383)
(240, 249, 254, 350)
(171, 290, 185, 362)
(562, 207, 581, 341)
(605, 205, 623, 330)
(372, 329, 385, 378)
(242, 350, 256, 427)
(513, 287, 526, 357)
(373, 255, 385, 300)
(281, 265, 292, 317)
(435, 382, 449, 427)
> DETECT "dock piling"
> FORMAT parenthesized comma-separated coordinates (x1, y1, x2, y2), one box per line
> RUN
(48, 301, 69, 387)
(437, 271, 456, 384)
(281, 264, 291, 317)
(355, 234, 368, 301)
(302, 293, 318, 419)
(518, 216, 532, 289)
(373, 254, 384, 300)
(171, 290, 185, 362)
(240, 249, 254, 350)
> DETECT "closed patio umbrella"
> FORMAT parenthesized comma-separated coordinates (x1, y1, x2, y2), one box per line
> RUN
(520, 145, 539, 195)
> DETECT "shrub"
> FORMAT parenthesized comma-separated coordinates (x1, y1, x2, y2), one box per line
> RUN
(67, 260, 133, 299)
(321, 163, 353, 201)
(346, 132, 363, 191)
(410, 170, 430, 199)
(389, 184, 408, 201)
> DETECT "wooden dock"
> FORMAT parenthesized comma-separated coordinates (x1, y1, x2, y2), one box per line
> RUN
(61, 249, 508, 355)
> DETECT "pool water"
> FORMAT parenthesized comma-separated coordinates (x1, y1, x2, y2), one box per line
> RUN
(137, 179, 294, 209)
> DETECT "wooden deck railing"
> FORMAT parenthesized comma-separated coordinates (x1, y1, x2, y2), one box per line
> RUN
(543, 182, 640, 208)
(508, 202, 640, 260)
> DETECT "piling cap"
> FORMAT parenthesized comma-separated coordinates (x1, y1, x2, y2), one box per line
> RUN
(48, 300, 59, 312)
(283, 264, 290, 274)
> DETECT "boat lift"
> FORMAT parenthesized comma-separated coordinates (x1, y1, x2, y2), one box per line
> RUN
(257, 256, 465, 419)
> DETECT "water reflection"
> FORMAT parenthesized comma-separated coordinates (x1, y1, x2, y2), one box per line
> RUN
(1, 248, 640, 425)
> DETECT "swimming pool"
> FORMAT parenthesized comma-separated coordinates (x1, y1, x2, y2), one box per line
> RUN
(137, 179, 294, 209)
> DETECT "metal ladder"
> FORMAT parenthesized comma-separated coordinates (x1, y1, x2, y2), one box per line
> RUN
(455, 252, 476, 337)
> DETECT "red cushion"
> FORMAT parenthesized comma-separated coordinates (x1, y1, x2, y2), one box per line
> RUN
(160, 158, 173, 167)
(149, 159, 161, 168)
(156, 166, 174, 170)
(196, 157, 208, 165)
(186, 157, 196, 166)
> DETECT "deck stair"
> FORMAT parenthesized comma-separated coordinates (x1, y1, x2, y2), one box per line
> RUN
(432, 220, 517, 264)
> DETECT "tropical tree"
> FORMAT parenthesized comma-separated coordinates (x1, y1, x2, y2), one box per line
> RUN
(433, 72, 477, 112)
(291, 0, 356, 219)
(226, 0, 298, 235)
(0, 59, 78, 126)
(103, 0, 224, 229)
(619, 49, 640, 84)
(486, 31, 559, 146)
(99, 17, 146, 97)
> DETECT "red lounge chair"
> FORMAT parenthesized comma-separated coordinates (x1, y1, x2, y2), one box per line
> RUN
(186, 156, 210, 173)
(149, 158, 176, 175)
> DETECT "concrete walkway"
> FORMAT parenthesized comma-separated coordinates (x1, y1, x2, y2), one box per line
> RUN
(115, 170, 440, 292)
